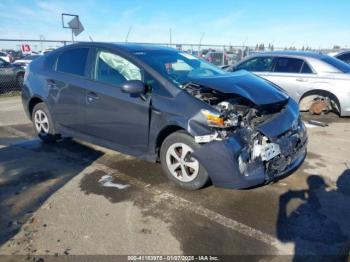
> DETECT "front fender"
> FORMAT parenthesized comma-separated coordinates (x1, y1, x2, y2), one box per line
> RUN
(192, 131, 266, 189)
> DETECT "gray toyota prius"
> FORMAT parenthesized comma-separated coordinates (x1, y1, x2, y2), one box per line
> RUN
(22, 43, 307, 190)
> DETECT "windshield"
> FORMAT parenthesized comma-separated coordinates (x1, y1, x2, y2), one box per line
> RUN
(134, 50, 226, 87)
(321, 55, 350, 73)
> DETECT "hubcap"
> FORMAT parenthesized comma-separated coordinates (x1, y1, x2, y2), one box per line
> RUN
(165, 142, 199, 182)
(34, 110, 49, 135)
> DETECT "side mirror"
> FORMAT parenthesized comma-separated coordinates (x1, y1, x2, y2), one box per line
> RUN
(121, 80, 146, 95)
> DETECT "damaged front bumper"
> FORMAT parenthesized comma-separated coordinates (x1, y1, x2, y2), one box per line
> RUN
(192, 99, 308, 189)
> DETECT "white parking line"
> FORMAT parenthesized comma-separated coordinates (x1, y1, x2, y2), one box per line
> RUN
(93, 163, 295, 255)
(1, 125, 32, 138)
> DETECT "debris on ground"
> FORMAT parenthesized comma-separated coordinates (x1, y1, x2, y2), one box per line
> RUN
(308, 120, 329, 127)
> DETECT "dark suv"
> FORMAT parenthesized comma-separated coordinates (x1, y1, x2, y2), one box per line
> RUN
(22, 43, 307, 190)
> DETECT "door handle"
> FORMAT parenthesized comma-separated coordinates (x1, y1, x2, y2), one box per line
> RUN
(87, 92, 99, 103)
(296, 78, 308, 82)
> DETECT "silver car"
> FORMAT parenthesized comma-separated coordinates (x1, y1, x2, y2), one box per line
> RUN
(227, 51, 350, 116)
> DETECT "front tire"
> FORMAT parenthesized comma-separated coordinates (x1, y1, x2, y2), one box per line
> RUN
(32, 102, 60, 143)
(160, 131, 209, 190)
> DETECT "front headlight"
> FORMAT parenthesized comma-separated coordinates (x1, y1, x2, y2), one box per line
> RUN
(201, 109, 225, 127)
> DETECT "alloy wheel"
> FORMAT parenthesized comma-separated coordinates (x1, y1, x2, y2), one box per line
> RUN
(165, 142, 199, 182)
(34, 109, 49, 135)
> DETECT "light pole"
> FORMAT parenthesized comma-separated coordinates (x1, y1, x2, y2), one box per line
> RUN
(198, 32, 205, 54)
(125, 26, 132, 42)
(39, 35, 45, 52)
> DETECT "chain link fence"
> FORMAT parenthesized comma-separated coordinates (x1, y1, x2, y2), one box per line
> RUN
(0, 38, 324, 95)
(0, 39, 70, 95)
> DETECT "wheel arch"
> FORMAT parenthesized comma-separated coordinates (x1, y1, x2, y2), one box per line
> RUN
(299, 89, 341, 114)
(28, 96, 44, 117)
(155, 125, 186, 158)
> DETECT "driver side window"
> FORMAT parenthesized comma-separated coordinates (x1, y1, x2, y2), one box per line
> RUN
(94, 50, 142, 86)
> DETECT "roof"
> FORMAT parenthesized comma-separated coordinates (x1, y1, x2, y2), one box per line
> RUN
(83, 42, 177, 53)
(252, 51, 325, 59)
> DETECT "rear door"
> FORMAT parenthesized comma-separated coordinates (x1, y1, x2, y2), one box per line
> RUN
(47, 47, 91, 132)
(265, 57, 316, 101)
(83, 48, 151, 155)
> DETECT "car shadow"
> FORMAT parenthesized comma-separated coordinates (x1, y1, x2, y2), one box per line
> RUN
(277, 170, 350, 261)
(0, 137, 103, 247)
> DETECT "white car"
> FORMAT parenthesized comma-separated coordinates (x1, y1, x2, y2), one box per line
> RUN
(13, 54, 41, 69)
(0, 51, 10, 62)
(227, 51, 350, 116)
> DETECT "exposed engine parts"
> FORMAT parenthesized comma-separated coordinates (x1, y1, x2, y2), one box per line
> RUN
(184, 82, 286, 135)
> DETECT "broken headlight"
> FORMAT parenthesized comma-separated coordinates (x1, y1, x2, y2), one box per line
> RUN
(201, 109, 225, 127)
(201, 109, 238, 128)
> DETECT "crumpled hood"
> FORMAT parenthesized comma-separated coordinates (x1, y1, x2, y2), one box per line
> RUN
(189, 70, 289, 105)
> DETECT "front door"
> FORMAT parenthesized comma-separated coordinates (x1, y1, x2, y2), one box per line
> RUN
(84, 48, 150, 155)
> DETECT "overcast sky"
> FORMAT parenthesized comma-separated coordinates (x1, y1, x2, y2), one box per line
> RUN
(0, 0, 349, 48)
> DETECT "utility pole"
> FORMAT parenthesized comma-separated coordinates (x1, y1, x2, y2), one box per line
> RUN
(125, 26, 132, 42)
(198, 32, 205, 53)
(242, 36, 248, 47)
(39, 35, 44, 51)
(169, 28, 172, 46)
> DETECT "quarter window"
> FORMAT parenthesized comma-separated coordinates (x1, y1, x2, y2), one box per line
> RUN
(237, 57, 273, 72)
(57, 48, 89, 76)
(274, 58, 303, 73)
(94, 50, 142, 86)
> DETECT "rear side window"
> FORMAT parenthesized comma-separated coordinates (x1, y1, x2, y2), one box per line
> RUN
(237, 57, 273, 72)
(57, 48, 89, 76)
(301, 62, 313, 73)
(274, 58, 303, 73)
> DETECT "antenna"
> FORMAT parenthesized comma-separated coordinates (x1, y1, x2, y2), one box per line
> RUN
(125, 26, 132, 42)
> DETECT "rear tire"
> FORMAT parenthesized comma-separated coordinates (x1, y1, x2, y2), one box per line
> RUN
(32, 102, 60, 143)
(160, 131, 209, 190)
